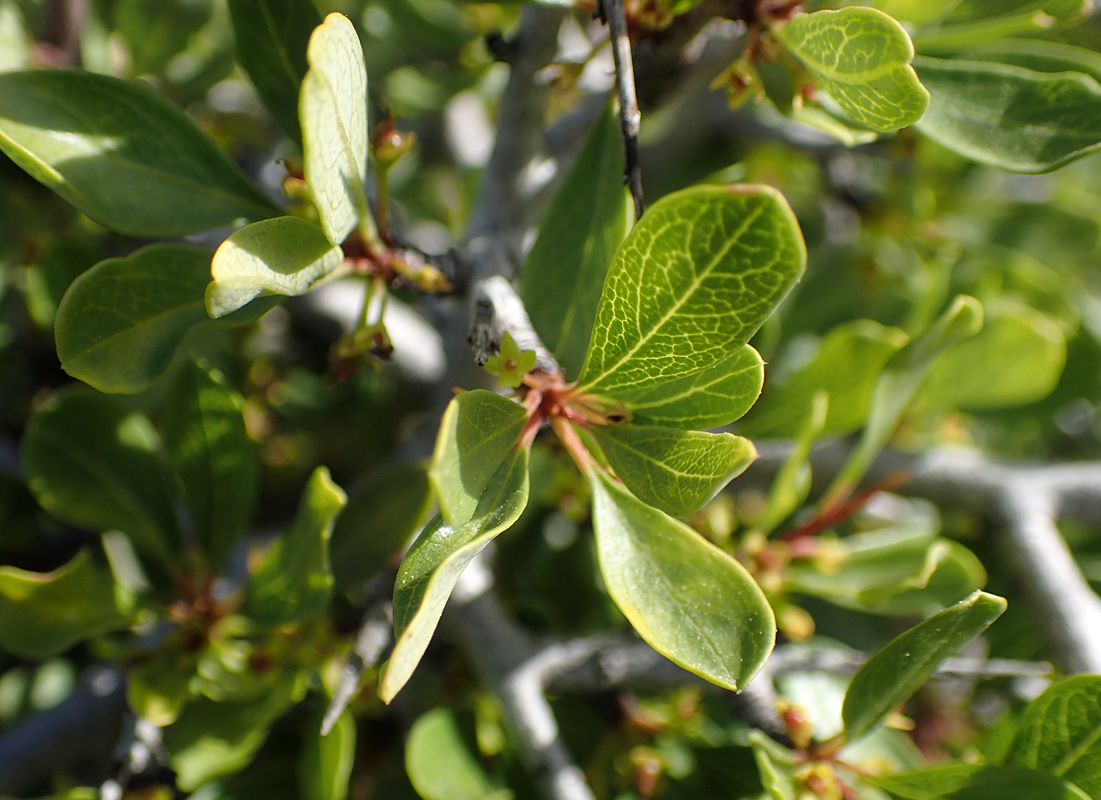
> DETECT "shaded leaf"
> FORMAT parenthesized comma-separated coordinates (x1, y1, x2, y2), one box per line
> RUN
(0, 551, 134, 658)
(873, 764, 1089, 800)
(915, 56, 1101, 173)
(842, 590, 1007, 742)
(429, 390, 527, 528)
(0, 70, 277, 237)
(206, 215, 344, 318)
(244, 467, 346, 626)
(578, 185, 805, 395)
(1010, 675, 1101, 797)
(163, 360, 258, 567)
(751, 391, 827, 536)
(380, 450, 529, 704)
(617, 345, 764, 430)
(749, 730, 798, 800)
(406, 708, 510, 800)
(775, 7, 929, 132)
(520, 102, 631, 377)
(300, 12, 370, 245)
(22, 387, 179, 562)
(589, 468, 775, 692)
(228, 0, 321, 145)
(300, 707, 356, 800)
(593, 425, 756, 518)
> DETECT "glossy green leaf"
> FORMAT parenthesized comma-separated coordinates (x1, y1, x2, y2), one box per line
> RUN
(911, 1, 1092, 52)
(163, 360, 258, 567)
(429, 389, 527, 528)
(921, 304, 1065, 410)
(578, 184, 805, 395)
(166, 670, 309, 791)
(22, 387, 179, 562)
(593, 425, 756, 518)
(966, 39, 1101, 83)
(774, 7, 929, 132)
(406, 708, 510, 800)
(55, 245, 274, 395)
(300, 708, 356, 800)
(822, 296, 982, 509)
(380, 450, 529, 704)
(243, 467, 346, 626)
(228, 0, 321, 145)
(616, 345, 764, 430)
(589, 469, 775, 692)
(739, 320, 908, 439)
(749, 730, 798, 800)
(330, 462, 432, 592)
(0, 70, 277, 237)
(842, 590, 1007, 742)
(873, 764, 1089, 800)
(206, 216, 344, 318)
(0, 551, 134, 658)
(520, 102, 631, 377)
(300, 12, 370, 245)
(1010, 675, 1101, 797)
(915, 56, 1101, 173)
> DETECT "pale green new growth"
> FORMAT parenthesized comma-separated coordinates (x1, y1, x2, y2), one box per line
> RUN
(206, 216, 344, 318)
(300, 12, 370, 245)
(776, 6, 929, 133)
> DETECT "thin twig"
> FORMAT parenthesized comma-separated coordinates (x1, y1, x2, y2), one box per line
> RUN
(601, 0, 645, 219)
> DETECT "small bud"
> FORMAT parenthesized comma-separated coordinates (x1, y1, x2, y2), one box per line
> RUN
(372, 113, 416, 169)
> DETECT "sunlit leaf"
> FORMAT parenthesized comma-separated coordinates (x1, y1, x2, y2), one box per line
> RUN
(406, 708, 511, 800)
(1010, 675, 1101, 797)
(873, 764, 1089, 800)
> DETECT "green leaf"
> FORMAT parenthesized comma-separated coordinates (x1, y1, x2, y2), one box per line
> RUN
(163, 360, 258, 567)
(1010, 675, 1101, 797)
(243, 467, 347, 626)
(206, 216, 344, 318)
(300, 707, 356, 800)
(873, 764, 1089, 800)
(0, 70, 277, 237)
(22, 387, 179, 562)
(593, 425, 756, 518)
(822, 296, 982, 509)
(166, 670, 309, 791)
(739, 320, 908, 440)
(841, 590, 1007, 742)
(55, 245, 274, 395)
(300, 12, 370, 245)
(227, 0, 321, 145)
(748, 730, 798, 800)
(578, 184, 805, 395)
(751, 391, 827, 536)
(921, 303, 1065, 410)
(520, 102, 631, 377)
(616, 345, 764, 430)
(330, 462, 432, 592)
(406, 708, 510, 800)
(915, 56, 1101, 173)
(380, 449, 529, 704)
(0, 551, 134, 658)
(773, 7, 929, 133)
(588, 469, 775, 692)
(429, 389, 527, 528)
(965, 39, 1101, 84)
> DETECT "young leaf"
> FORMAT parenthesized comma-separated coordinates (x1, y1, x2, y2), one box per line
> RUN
(227, 0, 321, 145)
(0, 70, 278, 237)
(588, 469, 775, 692)
(300, 12, 370, 245)
(773, 7, 929, 133)
(406, 708, 508, 800)
(243, 467, 347, 626)
(872, 764, 1089, 800)
(0, 551, 134, 659)
(578, 185, 805, 395)
(748, 730, 798, 800)
(1010, 675, 1101, 797)
(429, 389, 527, 528)
(162, 360, 258, 567)
(300, 707, 356, 800)
(593, 425, 756, 518)
(841, 590, 1007, 742)
(206, 216, 344, 318)
(520, 102, 632, 377)
(22, 387, 180, 563)
(915, 57, 1101, 173)
(380, 449, 529, 703)
(616, 345, 764, 430)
